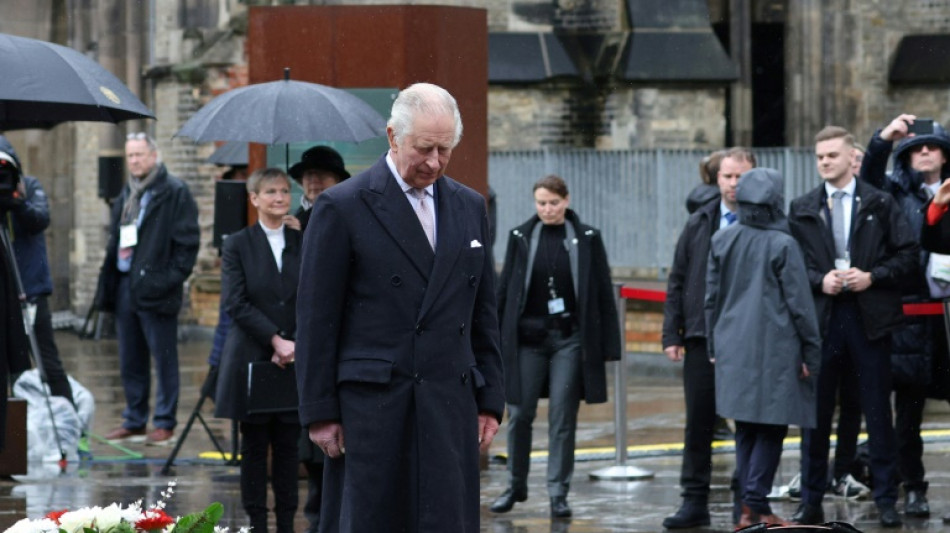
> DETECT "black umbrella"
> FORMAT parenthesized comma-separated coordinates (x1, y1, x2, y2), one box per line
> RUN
(207, 141, 248, 166)
(0, 32, 154, 130)
(176, 68, 386, 148)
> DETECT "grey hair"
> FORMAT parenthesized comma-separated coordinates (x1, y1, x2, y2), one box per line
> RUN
(246, 167, 291, 194)
(387, 83, 463, 147)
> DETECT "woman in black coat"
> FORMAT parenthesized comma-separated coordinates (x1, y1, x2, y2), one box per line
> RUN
(215, 168, 301, 533)
(490, 175, 621, 518)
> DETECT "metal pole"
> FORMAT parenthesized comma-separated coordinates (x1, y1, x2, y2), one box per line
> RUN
(589, 282, 653, 481)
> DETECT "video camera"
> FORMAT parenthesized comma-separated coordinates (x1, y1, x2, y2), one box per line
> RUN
(0, 151, 20, 198)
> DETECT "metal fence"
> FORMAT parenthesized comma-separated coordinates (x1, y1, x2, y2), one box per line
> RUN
(489, 147, 817, 276)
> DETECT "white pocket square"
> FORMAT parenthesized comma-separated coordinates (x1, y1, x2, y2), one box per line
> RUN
(470, 239, 483, 248)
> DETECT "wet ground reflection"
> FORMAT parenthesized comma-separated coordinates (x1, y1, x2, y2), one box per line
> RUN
(0, 332, 949, 532)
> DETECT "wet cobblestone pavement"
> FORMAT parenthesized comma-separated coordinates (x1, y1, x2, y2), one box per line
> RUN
(2, 330, 950, 532)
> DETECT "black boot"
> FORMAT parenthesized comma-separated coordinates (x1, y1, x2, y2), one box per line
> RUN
(905, 488, 930, 517)
(550, 495, 572, 518)
(662, 499, 710, 529)
(490, 488, 527, 513)
(790, 502, 824, 525)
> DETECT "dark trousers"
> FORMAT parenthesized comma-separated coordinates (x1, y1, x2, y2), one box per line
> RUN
(303, 461, 323, 533)
(735, 421, 787, 515)
(30, 295, 73, 404)
(506, 329, 583, 498)
(801, 300, 898, 507)
(894, 315, 949, 493)
(680, 337, 716, 501)
(240, 418, 300, 533)
(832, 364, 862, 480)
(115, 275, 179, 430)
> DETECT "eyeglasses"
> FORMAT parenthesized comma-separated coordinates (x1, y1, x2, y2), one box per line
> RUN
(126, 132, 148, 140)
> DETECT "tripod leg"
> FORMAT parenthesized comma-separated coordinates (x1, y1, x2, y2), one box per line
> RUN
(161, 395, 206, 475)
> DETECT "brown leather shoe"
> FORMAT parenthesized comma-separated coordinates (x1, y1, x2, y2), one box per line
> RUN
(145, 428, 176, 446)
(760, 513, 788, 527)
(104, 426, 146, 442)
(736, 504, 758, 530)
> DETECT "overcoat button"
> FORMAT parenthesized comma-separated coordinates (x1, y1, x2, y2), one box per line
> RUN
(469, 276, 477, 286)
(416, 324, 423, 335)
(414, 373, 423, 384)
(459, 323, 465, 335)
(461, 373, 469, 384)
(391, 275, 402, 286)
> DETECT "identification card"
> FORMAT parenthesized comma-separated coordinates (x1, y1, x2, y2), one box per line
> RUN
(119, 224, 138, 249)
(548, 297, 565, 315)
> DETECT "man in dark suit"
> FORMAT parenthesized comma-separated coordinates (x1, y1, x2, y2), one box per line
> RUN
(788, 126, 918, 529)
(295, 83, 504, 533)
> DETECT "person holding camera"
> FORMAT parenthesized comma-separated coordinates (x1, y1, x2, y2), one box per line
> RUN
(490, 174, 620, 518)
(0, 136, 73, 406)
(860, 114, 950, 518)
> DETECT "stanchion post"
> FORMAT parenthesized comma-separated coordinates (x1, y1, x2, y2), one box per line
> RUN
(589, 282, 654, 481)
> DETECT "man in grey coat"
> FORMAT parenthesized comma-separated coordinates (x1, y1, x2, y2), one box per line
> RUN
(705, 167, 822, 528)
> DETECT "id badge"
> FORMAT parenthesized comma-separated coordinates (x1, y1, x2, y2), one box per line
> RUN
(119, 224, 138, 249)
(547, 297, 565, 315)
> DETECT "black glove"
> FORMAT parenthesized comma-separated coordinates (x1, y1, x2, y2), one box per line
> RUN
(0, 194, 24, 212)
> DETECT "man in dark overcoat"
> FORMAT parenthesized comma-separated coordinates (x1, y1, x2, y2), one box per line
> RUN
(295, 83, 504, 533)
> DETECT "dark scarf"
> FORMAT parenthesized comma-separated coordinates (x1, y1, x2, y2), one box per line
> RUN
(121, 165, 160, 225)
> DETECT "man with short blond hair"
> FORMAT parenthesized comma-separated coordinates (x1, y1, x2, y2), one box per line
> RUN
(788, 126, 918, 528)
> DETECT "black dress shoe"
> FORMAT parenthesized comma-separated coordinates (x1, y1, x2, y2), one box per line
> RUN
(662, 500, 711, 529)
(550, 496, 572, 518)
(490, 488, 527, 513)
(790, 502, 824, 525)
(942, 512, 950, 524)
(905, 489, 930, 517)
(879, 505, 902, 528)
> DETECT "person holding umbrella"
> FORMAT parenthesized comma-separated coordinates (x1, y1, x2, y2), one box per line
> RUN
(98, 133, 199, 446)
(287, 146, 350, 233)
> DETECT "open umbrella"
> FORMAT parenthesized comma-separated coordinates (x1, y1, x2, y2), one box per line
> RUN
(207, 141, 248, 166)
(0, 32, 154, 130)
(175, 68, 386, 151)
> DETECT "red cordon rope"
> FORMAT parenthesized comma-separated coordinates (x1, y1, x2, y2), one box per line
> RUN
(620, 286, 946, 316)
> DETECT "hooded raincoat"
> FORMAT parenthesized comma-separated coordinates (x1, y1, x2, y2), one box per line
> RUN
(705, 168, 822, 428)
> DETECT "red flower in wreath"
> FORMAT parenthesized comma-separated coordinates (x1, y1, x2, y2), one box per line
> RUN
(134, 508, 175, 531)
(45, 509, 68, 524)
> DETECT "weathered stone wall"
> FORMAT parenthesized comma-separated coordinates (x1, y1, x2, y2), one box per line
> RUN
(489, 85, 727, 149)
(787, 0, 950, 145)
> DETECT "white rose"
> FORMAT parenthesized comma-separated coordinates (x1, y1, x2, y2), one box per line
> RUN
(93, 503, 125, 532)
(58, 507, 102, 533)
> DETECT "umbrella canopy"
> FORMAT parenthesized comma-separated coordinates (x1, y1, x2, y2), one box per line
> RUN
(207, 141, 248, 166)
(0, 32, 154, 130)
(175, 69, 387, 145)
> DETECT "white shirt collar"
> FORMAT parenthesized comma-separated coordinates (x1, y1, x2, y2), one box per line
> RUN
(824, 177, 857, 198)
(386, 151, 434, 197)
(259, 221, 285, 236)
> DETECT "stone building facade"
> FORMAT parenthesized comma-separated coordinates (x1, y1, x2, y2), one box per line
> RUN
(3, 0, 950, 324)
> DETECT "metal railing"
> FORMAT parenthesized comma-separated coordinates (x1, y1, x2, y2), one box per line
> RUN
(489, 147, 817, 274)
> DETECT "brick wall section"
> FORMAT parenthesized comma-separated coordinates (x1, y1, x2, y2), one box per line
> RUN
(70, 123, 107, 315)
(625, 299, 663, 354)
(489, 86, 727, 150)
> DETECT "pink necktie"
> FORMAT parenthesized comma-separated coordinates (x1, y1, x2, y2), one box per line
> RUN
(411, 188, 435, 250)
